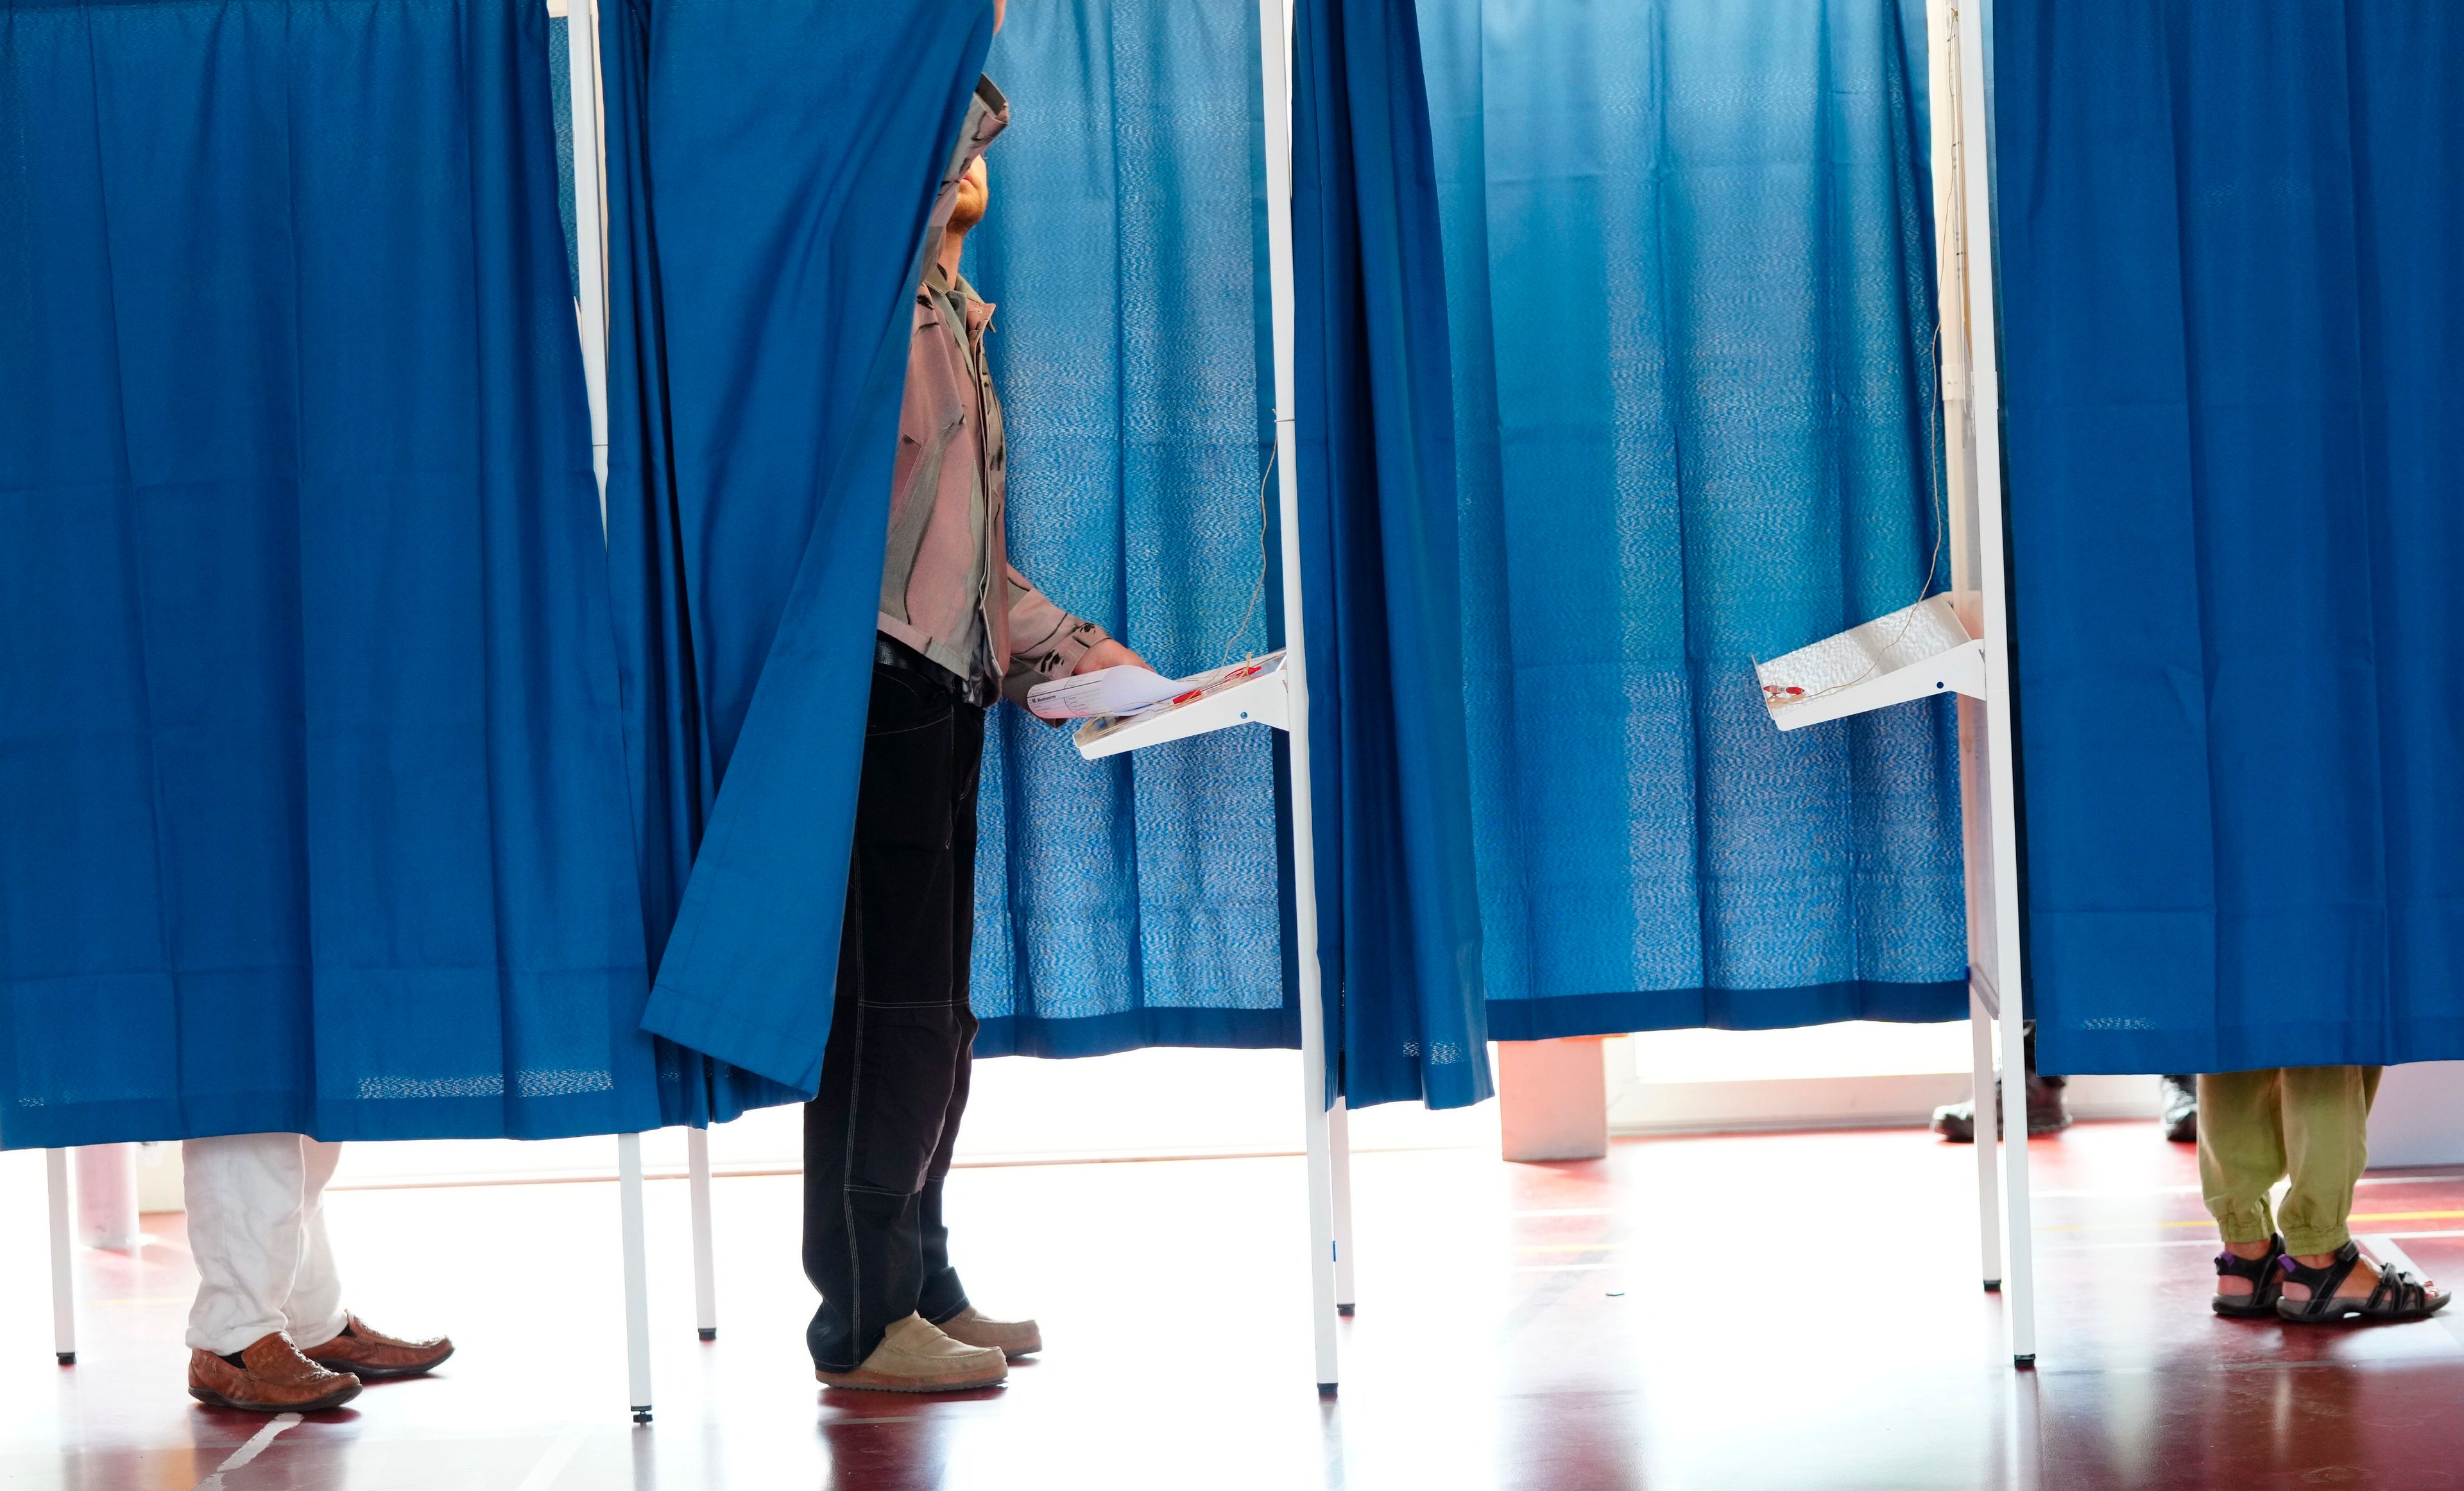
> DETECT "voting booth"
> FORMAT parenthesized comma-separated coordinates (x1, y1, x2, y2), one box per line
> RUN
(19, 0, 2046, 1408)
(46, 0, 2464, 1414)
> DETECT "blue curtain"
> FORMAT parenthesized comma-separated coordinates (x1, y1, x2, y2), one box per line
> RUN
(1295, 0, 1493, 1109)
(1419, 0, 1968, 1042)
(0, 0, 662, 1146)
(963, 2, 1299, 1059)
(2001, 1, 2464, 1075)
(607, 0, 998, 1095)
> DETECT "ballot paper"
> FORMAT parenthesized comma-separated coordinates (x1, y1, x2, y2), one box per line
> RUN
(1026, 664, 1189, 720)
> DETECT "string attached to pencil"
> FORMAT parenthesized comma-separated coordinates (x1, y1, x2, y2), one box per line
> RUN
(1218, 413, 1294, 671)
(1754, 323, 1953, 711)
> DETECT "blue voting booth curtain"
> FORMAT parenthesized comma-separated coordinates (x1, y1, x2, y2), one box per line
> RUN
(606, 0, 998, 1095)
(0, 0, 663, 1147)
(963, 3, 1299, 1059)
(1295, 0, 1494, 1109)
(2000, 1, 2464, 1075)
(1419, 0, 1969, 1041)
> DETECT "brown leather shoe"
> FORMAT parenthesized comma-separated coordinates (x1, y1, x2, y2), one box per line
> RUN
(189, 1333, 361, 1414)
(303, 1315, 454, 1381)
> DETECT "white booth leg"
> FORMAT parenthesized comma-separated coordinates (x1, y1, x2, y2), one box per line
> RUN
(1996, 991, 2039, 1363)
(1969, 989, 2003, 1291)
(687, 1127, 718, 1341)
(617, 1133, 654, 1422)
(1948, 0, 2038, 1370)
(47, 1150, 76, 1365)
(1257, 0, 1339, 1398)
(1330, 1098, 1356, 1315)
(1298, 1053, 1342, 1394)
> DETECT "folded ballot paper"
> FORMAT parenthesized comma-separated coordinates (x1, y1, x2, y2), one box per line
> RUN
(1026, 664, 1191, 721)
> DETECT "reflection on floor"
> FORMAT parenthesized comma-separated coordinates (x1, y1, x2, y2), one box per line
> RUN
(4, 1121, 2463, 1490)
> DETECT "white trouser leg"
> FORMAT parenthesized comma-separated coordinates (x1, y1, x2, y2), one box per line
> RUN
(184, 1134, 346, 1356)
(287, 1140, 349, 1349)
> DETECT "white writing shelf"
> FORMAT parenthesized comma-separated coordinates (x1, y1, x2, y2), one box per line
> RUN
(1074, 651, 1292, 760)
(1756, 592, 1985, 733)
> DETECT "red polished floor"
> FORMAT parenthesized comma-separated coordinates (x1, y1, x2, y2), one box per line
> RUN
(6, 1122, 2463, 1490)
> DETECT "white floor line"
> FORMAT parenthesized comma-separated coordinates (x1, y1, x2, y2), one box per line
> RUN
(193, 1413, 300, 1491)
(513, 1424, 592, 1491)
(2360, 1235, 2424, 1278)
(2043, 1237, 2236, 1252)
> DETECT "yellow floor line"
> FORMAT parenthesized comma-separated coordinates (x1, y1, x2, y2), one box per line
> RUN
(2045, 1208, 2464, 1234)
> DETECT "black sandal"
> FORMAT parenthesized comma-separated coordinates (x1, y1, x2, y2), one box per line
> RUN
(2212, 1235, 2287, 1318)
(2276, 1241, 2456, 1324)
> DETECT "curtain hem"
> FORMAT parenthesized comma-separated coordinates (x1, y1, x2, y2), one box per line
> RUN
(972, 1007, 1301, 1060)
(0, 1088, 669, 1152)
(2037, 1021, 2464, 1078)
(1484, 980, 1969, 1043)
(641, 985, 825, 1095)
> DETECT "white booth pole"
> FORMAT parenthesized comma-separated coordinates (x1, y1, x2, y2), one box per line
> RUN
(1949, 0, 2039, 1367)
(617, 1132, 656, 1422)
(557, 0, 611, 502)
(555, 0, 669, 1419)
(1924, 0, 2003, 1300)
(1246, 0, 2033, 1369)
(47, 1149, 78, 1365)
(1928, 0, 2038, 1364)
(688, 1127, 720, 1340)
(1767, 0, 2036, 1367)
(1256, 0, 1346, 1395)
(1330, 1098, 1357, 1314)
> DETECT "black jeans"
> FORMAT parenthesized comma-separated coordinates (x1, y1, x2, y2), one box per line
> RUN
(803, 660, 986, 1372)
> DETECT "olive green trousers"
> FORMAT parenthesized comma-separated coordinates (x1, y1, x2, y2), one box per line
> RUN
(2198, 1066, 2381, 1256)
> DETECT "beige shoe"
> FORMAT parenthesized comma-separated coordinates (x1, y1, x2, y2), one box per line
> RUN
(937, 1306, 1041, 1359)
(814, 1314, 1007, 1393)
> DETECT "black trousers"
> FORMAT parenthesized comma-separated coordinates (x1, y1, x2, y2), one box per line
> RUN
(803, 660, 986, 1372)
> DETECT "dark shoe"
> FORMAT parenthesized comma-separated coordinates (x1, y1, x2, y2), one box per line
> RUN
(1932, 1076, 2073, 1143)
(189, 1333, 361, 1414)
(2277, 1241, 2454, 1324)
(304, 1315, 454, 1381)
(2212, 1235, 2286, 1318)
(1931, 1096, 1980, 1143)
(2160, 1075, 2198, 1144)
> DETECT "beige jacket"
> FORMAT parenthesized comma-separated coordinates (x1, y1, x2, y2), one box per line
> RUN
(875, 75, 1107, 706)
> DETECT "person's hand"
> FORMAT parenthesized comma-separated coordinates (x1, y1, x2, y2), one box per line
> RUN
(1075, 639, 1150, 674)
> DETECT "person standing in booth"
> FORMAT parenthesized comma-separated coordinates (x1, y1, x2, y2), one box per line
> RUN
(2205, 1068, 2451, 1325)
(803, 29, 1150, 1393)
(183, 1135, 454, 1413)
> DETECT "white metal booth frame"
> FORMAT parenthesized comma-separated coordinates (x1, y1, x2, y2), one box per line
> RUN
(35, 0, 2039, 1415)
